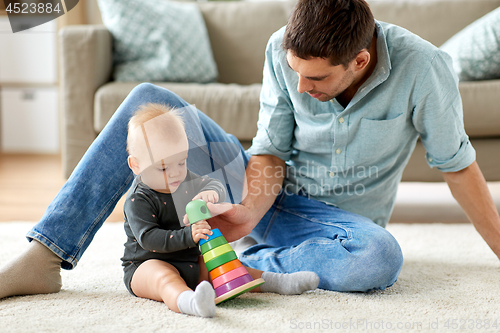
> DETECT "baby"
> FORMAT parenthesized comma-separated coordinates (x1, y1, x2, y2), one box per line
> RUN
(122, 103, 319, 318)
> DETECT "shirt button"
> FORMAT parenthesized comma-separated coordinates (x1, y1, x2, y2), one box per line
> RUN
(428, 157, 433, 162)
(329, 172, 335, 177)
(338, 117, 345, 124)
(336, 149, 342, 154)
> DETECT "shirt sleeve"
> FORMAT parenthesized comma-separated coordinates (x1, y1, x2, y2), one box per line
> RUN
(246, 29, 296, 161)
(412, 49, 476, 172)
(124, 192, 197, 253)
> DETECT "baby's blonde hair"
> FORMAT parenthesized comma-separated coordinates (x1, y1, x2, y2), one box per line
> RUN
(127, 103, 186, 156)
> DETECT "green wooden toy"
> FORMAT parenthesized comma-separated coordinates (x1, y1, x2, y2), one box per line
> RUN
(186, 199, 212, 224)
(185, 200, 265, 304)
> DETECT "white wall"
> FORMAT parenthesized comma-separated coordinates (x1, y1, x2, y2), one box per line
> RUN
(0, 17, 59, 153)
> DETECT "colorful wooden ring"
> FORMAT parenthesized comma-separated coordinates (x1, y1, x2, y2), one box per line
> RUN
(212, 265, 249, 289)
(214, 274, 253, 297)
(200, 236, 227, 255)
(203, 243, 233, 263)
(215, 278, 265, 304)
(198, 228, 222, 246)
(205, 251, 238, 272)
(209, 259, 243, 281)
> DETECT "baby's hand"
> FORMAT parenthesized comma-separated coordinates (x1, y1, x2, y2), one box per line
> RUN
(192, 190, 219, 204)
(191, 220, 213, 244)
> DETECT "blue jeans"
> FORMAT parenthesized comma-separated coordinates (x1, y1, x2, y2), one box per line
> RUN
(240, 190, 403, 291)
(28, 83, 403, 291)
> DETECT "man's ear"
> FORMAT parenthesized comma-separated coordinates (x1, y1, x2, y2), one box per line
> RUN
(353, 50, 371, 72)
(128, 156, 141, 175)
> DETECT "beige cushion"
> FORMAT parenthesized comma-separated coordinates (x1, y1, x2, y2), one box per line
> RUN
(198, 1, 295, 85)
(94, 82, 262, 141)
(460, 80, 500, 137)
(95, 78, 500, 142)
(402, 138, 500, 182)
(369, 0, 500, 47)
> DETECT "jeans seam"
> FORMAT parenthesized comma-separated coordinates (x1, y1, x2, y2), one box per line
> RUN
(27, 230, 78, 266)
(185, 134, 248, 202)
(280, 238, 334, 259)
(187, 134, 207, 151)
(243, 238, 335, 261)
(262, 191, 287, 241)
(277, 205, 352, 239)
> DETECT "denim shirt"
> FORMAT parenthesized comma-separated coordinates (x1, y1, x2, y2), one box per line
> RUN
(247, 21, 475, 227)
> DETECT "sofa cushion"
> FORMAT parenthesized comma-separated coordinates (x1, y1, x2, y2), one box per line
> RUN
(94, 82, 261, 141)
(368, 0, 500, 46)
(368, 0, 500, 47)
(93, 78, 500, 145)
(401, 138, 500, 182)
(440, 6, 500, 81)
(97, 0, 218, 83)
(197, 1, 294, 85)
(459, 79, 500, 137)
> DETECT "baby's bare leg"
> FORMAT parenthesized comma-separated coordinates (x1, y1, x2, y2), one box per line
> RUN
(131, 260, 189, 312)
(131, 259, 215, 317)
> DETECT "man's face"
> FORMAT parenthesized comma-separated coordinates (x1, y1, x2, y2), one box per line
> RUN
(286, 51, 356, 102)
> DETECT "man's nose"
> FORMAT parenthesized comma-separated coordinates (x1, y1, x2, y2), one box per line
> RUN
(297, 75, 313, 94)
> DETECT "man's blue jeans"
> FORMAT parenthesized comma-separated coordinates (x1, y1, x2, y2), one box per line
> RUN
(27, 83, 403, 292)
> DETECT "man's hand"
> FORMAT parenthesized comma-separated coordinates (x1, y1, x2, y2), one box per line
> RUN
(206, 155, 286, 242)
(182, 202, 254, 242)
(192, 190, 219, 204)
(204, 202, 257, 242)
(191, 220, 213, 244)
(184, 155, 286, 242)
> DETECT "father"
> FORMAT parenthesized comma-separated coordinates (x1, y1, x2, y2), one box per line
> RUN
(1, 0, 499, 298)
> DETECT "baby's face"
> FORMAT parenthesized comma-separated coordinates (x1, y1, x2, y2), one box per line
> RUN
(129, 126, 189, 193)
(140, 148, 188, 193)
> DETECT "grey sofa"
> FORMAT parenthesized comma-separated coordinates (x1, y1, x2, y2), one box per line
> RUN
(59, 0, 500, 182)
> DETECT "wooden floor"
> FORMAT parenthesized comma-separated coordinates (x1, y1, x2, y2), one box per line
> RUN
(0, 154, 125, 222)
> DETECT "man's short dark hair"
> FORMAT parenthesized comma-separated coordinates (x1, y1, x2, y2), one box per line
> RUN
(283, 0, 376, 68)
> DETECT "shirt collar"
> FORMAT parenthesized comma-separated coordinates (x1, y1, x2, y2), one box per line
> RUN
(348, 21, 392, 106)
(373, 20, 392, 79)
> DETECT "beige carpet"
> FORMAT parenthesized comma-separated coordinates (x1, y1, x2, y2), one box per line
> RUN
(0, 222, 499, 333)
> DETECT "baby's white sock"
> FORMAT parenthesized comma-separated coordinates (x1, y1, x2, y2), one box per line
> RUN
(176, 281, 216, 318)
(0, 240, 62, 299)
(260, 271, 319, 295)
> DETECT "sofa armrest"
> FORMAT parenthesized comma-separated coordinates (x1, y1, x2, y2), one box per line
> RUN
(59, 25, 113, 178)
